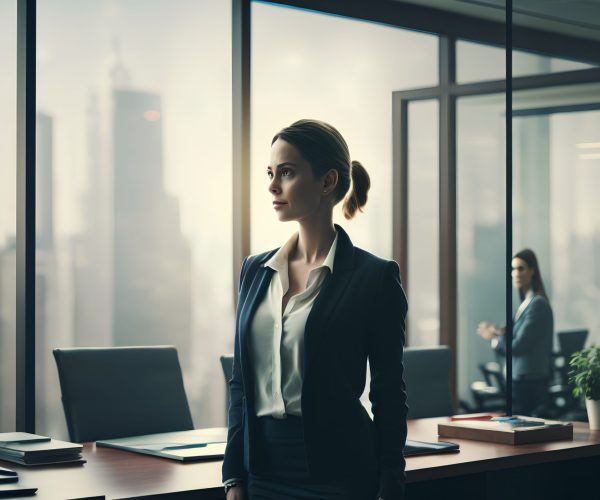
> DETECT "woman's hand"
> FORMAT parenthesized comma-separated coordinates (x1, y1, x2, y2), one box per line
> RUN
(226, 486, 246, 500)
(477, 321, 498, 341)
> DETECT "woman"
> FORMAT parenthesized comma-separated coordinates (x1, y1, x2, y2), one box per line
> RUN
(222, 119, 408, 500)
(477, 249, 553, 416)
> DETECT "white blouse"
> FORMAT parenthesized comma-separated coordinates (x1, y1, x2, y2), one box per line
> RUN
(249, 231, 338, 418)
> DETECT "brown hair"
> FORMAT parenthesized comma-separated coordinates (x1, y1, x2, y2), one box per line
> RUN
(513, 248, 549, 302)
(272, 119, 370, 219)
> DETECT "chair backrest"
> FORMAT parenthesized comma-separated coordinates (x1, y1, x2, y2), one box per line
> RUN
(53, 346, 194, 443)
(220, 354, 233, 383)
(480, 361, 506, 393)
(403, 346, 454, 419)
(220, 354, 234, 417)
(557, 329, 588, 360)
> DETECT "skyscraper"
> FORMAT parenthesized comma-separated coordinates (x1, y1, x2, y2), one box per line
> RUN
(0, 239, 16, 431)
(36, 112, 54, 250)
(111, 88, 191, 367)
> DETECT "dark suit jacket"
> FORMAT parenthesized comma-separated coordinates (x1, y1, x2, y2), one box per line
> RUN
(222, 225, 408, 499)
(494, 294, 554, 380)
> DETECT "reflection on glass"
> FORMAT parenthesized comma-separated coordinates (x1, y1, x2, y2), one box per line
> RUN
(477, 249, 554, 416)
(514, 104, 600, 416)
(0, 0, 17, 432)
(408, 100, 439, 347)
(457, 94, 506, 410)
(456, 40, 596, 84)
(36, 0, 233, 438)
(251, 2, 438, 257)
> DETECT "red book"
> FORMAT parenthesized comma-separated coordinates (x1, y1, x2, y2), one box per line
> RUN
(449, 413, 496, 421)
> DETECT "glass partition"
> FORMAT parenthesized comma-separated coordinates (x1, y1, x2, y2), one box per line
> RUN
(457, 40, 596, 84)
(511, 85, 600, 418)
(510, 1, 600, 418)
(0, 0, 17, 432)
(407, 100, 439, 347)
(36, 0, 233, 438)
(457, 93, 507, 412)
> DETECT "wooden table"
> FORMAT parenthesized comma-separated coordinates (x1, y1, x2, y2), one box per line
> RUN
(405, 418, 600, 499)
(2, 417, 600, 499)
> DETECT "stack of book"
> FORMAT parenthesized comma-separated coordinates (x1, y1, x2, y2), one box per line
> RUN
(438, 415, 573, 445)
(0, 465, 38, 497)
(0, 432, 85, 466)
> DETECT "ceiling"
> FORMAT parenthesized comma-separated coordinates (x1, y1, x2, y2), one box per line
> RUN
(397, 0, 600, 41)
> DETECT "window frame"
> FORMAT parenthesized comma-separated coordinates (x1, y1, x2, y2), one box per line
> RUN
(14, 0, 600, 430)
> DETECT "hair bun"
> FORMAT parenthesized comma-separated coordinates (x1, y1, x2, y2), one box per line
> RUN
(343, 160, 371, 219)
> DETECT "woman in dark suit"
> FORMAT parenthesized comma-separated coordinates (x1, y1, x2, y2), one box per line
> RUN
(222, 119, 408, 500)
(477, 249, 553, 415)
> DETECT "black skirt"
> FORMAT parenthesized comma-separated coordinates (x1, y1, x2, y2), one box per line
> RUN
(247, 415, 378, 500)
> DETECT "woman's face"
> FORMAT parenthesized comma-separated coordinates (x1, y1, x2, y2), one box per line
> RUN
(511, 257, 534, 291)
(267, 138, 330, 223)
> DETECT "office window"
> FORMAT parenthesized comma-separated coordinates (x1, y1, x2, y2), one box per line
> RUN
(0, 0, 17, 432)
(36, 0, 232, 438)
(456, 40, 595, 84)
(514, 101, 600, 346)
(251, 2, 438, 257)
(457, 93, 506, 408)
(407, 100, 439, 346)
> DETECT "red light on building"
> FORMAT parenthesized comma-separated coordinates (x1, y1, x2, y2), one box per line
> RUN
(143, 110, 161, 121)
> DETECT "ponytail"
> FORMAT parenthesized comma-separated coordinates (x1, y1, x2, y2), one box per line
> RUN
(342, 160, 370, 220)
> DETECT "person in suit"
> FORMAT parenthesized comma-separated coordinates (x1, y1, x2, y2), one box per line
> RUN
(222, 119, 408, 500)
(477, 249, 553, 416)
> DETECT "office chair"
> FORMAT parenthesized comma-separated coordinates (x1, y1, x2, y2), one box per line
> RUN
(403, 346, 454, 418)
(547, 329, 589, 418)
(220, 354, 234, 417)
(470, 361, 506, 413)
(53, 346, 194, 442)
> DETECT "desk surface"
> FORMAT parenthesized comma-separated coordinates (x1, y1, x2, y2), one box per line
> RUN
(3, 418, 600, 500)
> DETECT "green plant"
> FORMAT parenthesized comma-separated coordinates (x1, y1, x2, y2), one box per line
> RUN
(569, 346, 600, 400)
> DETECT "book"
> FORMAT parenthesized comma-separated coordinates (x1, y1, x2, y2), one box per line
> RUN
(403, 439, 459, 456)
(449, 413, 494, 421)
(438, 415, 573, 445)
(0, 485, 38, 497)
(0, 436, 85, 466)
(0, 433, 51, 445)
(97, 427, 228, 462)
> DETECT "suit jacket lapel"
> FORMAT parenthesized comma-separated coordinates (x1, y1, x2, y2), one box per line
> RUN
(303, 225, 354, 375)
(239, 259, 275, 368)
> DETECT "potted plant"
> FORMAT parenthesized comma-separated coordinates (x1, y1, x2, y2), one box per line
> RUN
(569, 345, 600, 430)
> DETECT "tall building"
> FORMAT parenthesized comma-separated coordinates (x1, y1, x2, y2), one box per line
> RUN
(0, 239, 16, 431)
(34, 111, 61, 434)
(36, 112, 54, 250)
(72, 94, 113, 348)
(111, 89, 192, 366)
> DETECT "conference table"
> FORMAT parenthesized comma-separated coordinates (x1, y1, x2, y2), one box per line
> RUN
(3, 417, 600, 500)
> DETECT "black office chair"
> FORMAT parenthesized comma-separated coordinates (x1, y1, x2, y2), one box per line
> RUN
(53, 346, 194, 442)
(220, 354, 234, 416)
(547, 329, 589, 418)
(403, 346, 454, 418)
(470, 361, 506, 413)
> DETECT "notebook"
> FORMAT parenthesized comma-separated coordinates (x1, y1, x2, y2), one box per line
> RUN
(0, 436, 84, 466)
(97, 427, 228, 462)
(403, 439, 460, 456)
